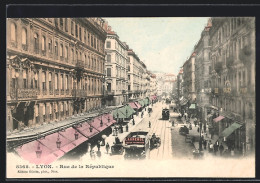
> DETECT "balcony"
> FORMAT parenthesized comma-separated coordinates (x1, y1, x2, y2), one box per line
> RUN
(65, 89, 69, 95)
(55, 89, 59, 95)
(122, 90, 126, 94)
(22, 44, 28, 51)
(61, 89, 64, 95)
(71, 89, 87, 98)
(105, 90, 115, 96)
(10, 88, 38, 100)
(42, 89, 47, 95)
(49, 89, 54, 95)
(76, 60, 84, 69)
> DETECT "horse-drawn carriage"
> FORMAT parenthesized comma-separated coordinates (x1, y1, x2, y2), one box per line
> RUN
(150, 133, 161, 149)
(179, 125, 189, 135)
(111, 137, 124, 155)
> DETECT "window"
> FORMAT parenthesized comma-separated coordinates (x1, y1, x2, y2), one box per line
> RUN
(60, 44, 63, 57)
(60, 18, 63, 30)
(42, 36, 46, 51)
(34, 71, 38, 89)
(107, 83, 111, 91)
(106, 41, 111, 48)
(88, 33, 90, 45)
(65, 18, 68, 32)
(10, 23, 16, 42)
(75, 24, 78, 37)
(50, 103, 53, 119)
(94, 37, 96, 48)
(71, 21, 74, 35)
(55, 73, 58, 90)
(91, 35, 93, 47)
(79, 27, 82, 40)
(48, 39, 52, 53)
(107, 68, 111, 77)
(43, 103, 46, 121)
(49, 72, 52, 91)
(65, 46, 68, 60)
(61, 74, 64, 90)
(22, 28, 27, 45)
(42, 72, 46, 90)
(34, 33, 39, 53)
(35, 104, 39, 123)
(71, 49, 74, 63)
(65, 75, 68, 90)
(84, 29, 86, 43)
(23, 70, 27, 88)
(54, 41, 58, 56)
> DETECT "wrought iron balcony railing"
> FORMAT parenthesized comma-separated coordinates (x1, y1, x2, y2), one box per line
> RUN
(71, 89, 87, 98)
(10, 88, 38, 99)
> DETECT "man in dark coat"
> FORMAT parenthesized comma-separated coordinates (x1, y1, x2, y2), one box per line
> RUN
(213, 143, 218, 155)
(219, 143, 224, 156)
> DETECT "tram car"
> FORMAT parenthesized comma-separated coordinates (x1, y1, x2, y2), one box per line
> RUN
(162, 108, 170, 120)
(123, 130, 150, 160)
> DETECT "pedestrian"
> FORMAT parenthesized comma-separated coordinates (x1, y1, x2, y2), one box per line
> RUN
(203, 140, 207, 150)
(106, 143, 110, 154)
(197, 127, 200, 133)
(90, 150, 95, 160)
(87, 142, 91, 153)
(203, 124, 206, 132)
(219, 143, 224, 156)
(172, 120, 175, 127)
(213, 143, 218, 155)
(126, 124, 129, 132)
(149, 121, 151, 128)
(97, 140, 101, 151)
(189, 123, 192, 130)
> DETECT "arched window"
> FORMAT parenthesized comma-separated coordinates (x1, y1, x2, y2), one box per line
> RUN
(84, 55, 87, 66)
(34, 33, 39, 53)
(60, 18, 63, 29)
(10, 23, 16, 42)
(22, 28, 27, 45)
(76, 51, 78, 60)
(55, 73, 58, 90)
(80, 52, 82, 61)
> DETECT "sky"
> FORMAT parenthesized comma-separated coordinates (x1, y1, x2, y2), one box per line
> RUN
(104, 17, 209, 75)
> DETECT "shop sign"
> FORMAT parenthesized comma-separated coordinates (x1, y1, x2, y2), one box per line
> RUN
(125, 137, 145, 145)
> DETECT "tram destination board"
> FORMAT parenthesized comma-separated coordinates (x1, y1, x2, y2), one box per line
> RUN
(125, 137, 145, 145)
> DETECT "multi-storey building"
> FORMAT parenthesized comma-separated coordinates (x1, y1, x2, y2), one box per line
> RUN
(148, 71, 157, 97)
(194, 19, 212, 123)
(104, 24, 128, 106)
(208, 17, 255, 155)
(6, 18, 106, 132)
(182, 52, 196, 105)
(127, 49, 147, 101)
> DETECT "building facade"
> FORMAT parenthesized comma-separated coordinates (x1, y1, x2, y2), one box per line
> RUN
(127, 49, 147, 101)
(104, 25, 128, 106)
(6, 18, 107, 132)
(182, 53, 196, 104)
(208, 17, 255, 155)
(194, 19, 212, 123)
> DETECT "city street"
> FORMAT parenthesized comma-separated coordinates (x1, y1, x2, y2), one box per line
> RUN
(59, 101, 196, 162)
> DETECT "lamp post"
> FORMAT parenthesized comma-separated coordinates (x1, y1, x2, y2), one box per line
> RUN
(199, 121, 203, 152)
(56, 133, 61, 149)
(117, 109, 119, 124)
(100, 115, 103, 127)
(74, 129, 79, 140)
(35, 142, 42, 158)
(126, 108, 128, 119)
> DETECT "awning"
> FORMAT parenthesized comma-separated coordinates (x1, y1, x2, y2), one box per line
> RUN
(213, 116, 225, 122)
(143, 98, 150, 106)
(113, 106, 135, 119)
(15, 130, 88, 164)
(77, 122, 99, 138)
(129, 102, 137, 109)
(137, 100, 145, 107)
(189, 104, 196, 109)
(134, 102, 142, 109)
(90, 114, 117, 132)
(221, 122, 242, 138)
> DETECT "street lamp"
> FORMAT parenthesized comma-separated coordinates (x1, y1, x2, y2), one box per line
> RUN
(199, 121, 203, 152)
(35, 142, 42, 158)
(126, 108, 128, 119)
(56, 133, 61, 149)
(74, 129, 79, 140)
(100, 115, 103, 127)
(117, 109, 119, 124)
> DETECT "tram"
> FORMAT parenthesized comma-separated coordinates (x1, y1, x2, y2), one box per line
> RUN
(123, 130, 150, 160)
(162, 108, 170, 120)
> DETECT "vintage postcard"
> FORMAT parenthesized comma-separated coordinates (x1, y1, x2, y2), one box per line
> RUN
(6, 16, 255, 178)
